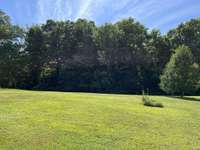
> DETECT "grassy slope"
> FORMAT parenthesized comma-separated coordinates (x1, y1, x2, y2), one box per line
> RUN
(0, 89, 200, 150)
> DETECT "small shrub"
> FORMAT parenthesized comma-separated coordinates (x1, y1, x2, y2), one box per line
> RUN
(142, 90, 164, 108)
(143, 98, 164, 108)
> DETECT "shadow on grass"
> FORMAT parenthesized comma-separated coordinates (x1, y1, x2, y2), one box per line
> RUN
(167, 96, 200, 102)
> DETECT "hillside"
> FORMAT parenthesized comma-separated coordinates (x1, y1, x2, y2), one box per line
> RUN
(0, 89, 200, 150)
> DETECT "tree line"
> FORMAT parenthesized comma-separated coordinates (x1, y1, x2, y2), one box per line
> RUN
(0, 10, 199, 95)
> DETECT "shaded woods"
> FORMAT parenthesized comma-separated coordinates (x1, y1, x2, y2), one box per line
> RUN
(0, 10, 200, 94)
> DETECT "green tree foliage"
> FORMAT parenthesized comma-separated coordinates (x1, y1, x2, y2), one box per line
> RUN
(0, 10, 24, 88)
(168, 18, 200, 64)
(160, 45, 199, 96)
(0, 10, 200, 95)
(0, 10, 11, 40)
(25, 25, 45, 88)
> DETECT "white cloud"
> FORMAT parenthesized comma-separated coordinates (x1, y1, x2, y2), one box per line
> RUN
(111, 0, 158, 23)
(35, 0, 200, 32)
(75, 0, 107, 20)
(75, 0, 93, 19)
(37, 0, 72, 23)
(152, 4, 200, 28)
(110, 0, 195, 31)
(111, 0, 134, 11)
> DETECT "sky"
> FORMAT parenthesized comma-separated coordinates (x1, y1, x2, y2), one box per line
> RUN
(1, 0, 200, 33)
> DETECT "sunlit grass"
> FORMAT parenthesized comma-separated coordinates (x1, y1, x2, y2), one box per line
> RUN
(0, 89, 200, 150)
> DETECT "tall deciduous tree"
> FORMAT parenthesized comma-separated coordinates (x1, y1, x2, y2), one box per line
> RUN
(25, 25, 45, 88)
(0, 9, 200, 95)
(160, 45, 199, 96)
(0, 10, 24, 88)
(168, 18, 200, 64)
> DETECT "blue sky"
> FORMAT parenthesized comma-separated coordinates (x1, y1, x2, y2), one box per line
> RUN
(1, 0, 200, 33)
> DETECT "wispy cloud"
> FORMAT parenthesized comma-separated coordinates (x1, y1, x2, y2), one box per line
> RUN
(3, 0, 199, 32)
(75, 0, 93, 20)
(111, 0, 156, 23)
(75, 0, 108, 20)
(152, 4, 200, 29)
(37, 0, 72, 23)
(109, 0, 200, 32)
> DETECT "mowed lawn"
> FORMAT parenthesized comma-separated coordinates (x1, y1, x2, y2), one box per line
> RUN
(0, 90, 200, 150)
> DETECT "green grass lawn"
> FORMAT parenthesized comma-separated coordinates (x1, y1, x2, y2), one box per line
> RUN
(0, 89, 200, 150)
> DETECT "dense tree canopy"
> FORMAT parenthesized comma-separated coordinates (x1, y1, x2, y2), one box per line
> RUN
(160, 45, 199, 96)
(0, 10, 199, 95)
(168, 18, 200, 64)
(0, 10, 24, 88)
